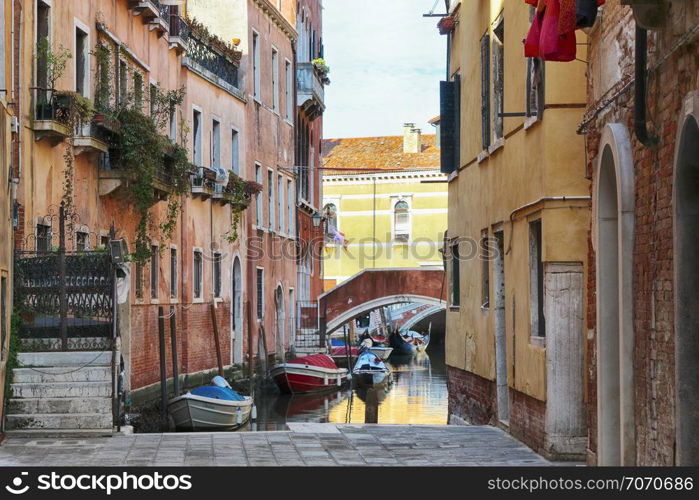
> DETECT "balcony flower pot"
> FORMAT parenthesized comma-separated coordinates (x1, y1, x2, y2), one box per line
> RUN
(438, 16, 456, 35)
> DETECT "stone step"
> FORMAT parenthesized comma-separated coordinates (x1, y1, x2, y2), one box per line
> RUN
(3, 429, 114, 439)
(5, 412, 113, 431)
(7, 397, 112, 415)
(18, 351, 112, 368)
(11, 381, 112, 399)
(12, 366, 112, 384)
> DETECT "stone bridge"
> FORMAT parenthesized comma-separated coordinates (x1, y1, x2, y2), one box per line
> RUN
(318, 268, 447, 334)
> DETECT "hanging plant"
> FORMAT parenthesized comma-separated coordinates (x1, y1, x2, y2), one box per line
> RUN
(223, 175, 262, 243)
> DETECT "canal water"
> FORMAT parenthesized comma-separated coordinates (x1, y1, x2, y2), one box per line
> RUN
(245, 344, 448, 431)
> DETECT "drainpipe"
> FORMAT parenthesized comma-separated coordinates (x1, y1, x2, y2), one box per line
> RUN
(634, 24, 659, 148)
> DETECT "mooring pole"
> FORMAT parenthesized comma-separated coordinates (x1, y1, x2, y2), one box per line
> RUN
(58, 202, 68, 350)
(158, 306, 168, 431)
(210, 303, 224, 377)
(170, 305, 179, 396)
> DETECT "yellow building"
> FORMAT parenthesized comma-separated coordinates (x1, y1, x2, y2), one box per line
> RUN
(321, 125, 447, 289)
(441, 0, 590, 460)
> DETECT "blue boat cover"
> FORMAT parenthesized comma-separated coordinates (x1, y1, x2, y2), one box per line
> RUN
(190, 385, 246, 401)
(330, 338, 346, 347)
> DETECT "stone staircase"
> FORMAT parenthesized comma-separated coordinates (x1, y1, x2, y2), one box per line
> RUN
(5, 351, 115, 437)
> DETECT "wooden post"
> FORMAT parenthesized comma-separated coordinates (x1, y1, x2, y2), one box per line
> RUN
(246, 300, 253, 378)
(259, 324, 268, 372)
(158, 307, 168, 431)
(210, 303, 224, 377)
(170, 306, 180, 396)
(58, 202, 68, 350)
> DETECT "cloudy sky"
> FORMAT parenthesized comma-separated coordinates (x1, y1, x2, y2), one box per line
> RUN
(322, 0, 446, 139)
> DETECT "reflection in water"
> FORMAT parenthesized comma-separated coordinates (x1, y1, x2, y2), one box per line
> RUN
(247, 346, 448, 430)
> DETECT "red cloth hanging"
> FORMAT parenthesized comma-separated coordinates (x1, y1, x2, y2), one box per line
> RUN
(559, 0, 577, 35)
(524, 9, 544, 57)
(541, 0, 576, 61)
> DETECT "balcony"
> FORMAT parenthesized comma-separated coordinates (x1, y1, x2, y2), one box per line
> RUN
(297, 63, 326, 120)
(73, 120, 109, 156)
(32, 91, 71, 145)
(98, 149, 176, 200)
(191, 167, 216, 200)
(212, 173, 259, 208)
(148, 0, 170, 37)
(128, 1, 160, 22)
(168, 12, 188, 54)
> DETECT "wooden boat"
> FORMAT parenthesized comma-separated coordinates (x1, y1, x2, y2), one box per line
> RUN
(329, 345, 359, 368)
(390, 329, 429, 355)
(168, 376, 253, 431)
(270, 354, 349, 394)
(369, 346, 393, 359)
(352, 348, 392, 388)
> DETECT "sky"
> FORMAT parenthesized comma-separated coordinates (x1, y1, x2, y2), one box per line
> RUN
(322, 0, 446, 139)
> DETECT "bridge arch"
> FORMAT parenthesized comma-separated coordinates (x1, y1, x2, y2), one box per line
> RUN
(318, 268, 446, 334)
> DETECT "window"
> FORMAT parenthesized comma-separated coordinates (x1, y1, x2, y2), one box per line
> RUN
(530, 220, 545, 337)
(526, 57, 545, 120)
(212, 119, 221, 169)
(150, 245, 159, 299)
(193, 250, 203, 299)
(133, 72, 143, 109)
(394, 200, 410, 242)
(492, 16, 505, 141)
(450, 241, 460, 307)
(255, 164, 263, 226)
(192, 108, 202, 166)
(36, 223, 50, 252)
(256, 268, 264, 320)
(324, 203, 337, 240)
(1, 276, 7, 360)
(287, 180, 294, 235)
(252, 32, 260, 100)
(278, 174, 284, 232)
(36, 2, 51, 101)
(150, 83, 158, 117)
(231, 129, 240, 175)
(100, 235, 110, 248)
(285, 60, 293, 120)
(76, 231, 89, 251)
(480, 32, 490, 150)
(213, 252, 222, 298)
(272, 48, 279, 113)
(268, 169, 275, 230)
(75, 27, 88, 96)
(481, 230, 490, 309)
(118, 60, 128, 105)
(169, 106, 177, 141)
(135, 263, 144, 299)
(170, 247, 177, 299)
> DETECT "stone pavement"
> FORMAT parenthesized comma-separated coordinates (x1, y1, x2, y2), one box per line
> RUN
(0, 424, 551, 466)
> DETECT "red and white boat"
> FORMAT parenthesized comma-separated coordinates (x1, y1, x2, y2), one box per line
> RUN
(270, 354, 349, 394)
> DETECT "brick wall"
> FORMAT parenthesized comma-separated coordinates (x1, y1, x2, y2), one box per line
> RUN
(509, 388, 546, 457)
(584, 1, 698, 465)
(447, 366, 495, 425)
(129, 302, 231, 390)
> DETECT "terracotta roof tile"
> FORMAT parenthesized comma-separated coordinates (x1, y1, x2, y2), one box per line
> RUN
(321, 135, 440, 174)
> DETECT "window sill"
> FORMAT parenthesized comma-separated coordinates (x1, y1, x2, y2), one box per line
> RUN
(524, 116, 541, 130)
(488, 137, 504, 155)
(530, 335, 546, 348)
(214, 297, 224, 304)
(170, 298, 179, 304)
(150, 298, 159, 305)
(477, 150, 489, 164)
(449, 306, 460, 312)
(134, 298, 145, 305)
(448, 169, 459, 183)
(193, 297, 204, 304)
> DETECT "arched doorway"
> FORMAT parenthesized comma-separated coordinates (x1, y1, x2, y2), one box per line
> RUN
(231, 257, 243, 364)
(673, 95, 699, 465)
(275, 285, 285, 359)
(595, 123, 636, 465)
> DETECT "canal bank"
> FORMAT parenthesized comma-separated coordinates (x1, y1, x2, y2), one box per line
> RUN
(0, 424, 550, 467)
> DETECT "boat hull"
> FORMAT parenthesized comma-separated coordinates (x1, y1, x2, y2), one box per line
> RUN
(168, 393, 253, 431)
(352, 369, 392, 389)
(270, 363, 348, 394)
(369, 346, 393, 359)
(390, 334, 417, 355)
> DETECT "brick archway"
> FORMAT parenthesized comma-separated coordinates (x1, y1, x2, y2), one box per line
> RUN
(318, 268, 446, 333)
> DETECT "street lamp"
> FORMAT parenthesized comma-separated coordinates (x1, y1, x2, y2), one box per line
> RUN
(311, 212, 323, 228)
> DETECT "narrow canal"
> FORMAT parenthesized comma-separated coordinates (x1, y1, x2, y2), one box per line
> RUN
(246, 344, 448, 431)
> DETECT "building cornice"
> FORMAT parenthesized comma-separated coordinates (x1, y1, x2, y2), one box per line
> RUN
(322, 170, 447, 183)
(252, 0, 297, 42)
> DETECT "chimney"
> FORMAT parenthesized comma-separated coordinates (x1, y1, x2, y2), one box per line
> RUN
(403, 123, 421, 154)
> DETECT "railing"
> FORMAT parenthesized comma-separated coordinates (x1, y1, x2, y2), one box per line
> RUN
(297, 63, 325, 108)
(179, 20, 239, 88)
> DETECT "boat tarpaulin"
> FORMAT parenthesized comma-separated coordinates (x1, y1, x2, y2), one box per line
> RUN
(190, 385, 247, 401)
(288, 354, 339, 370)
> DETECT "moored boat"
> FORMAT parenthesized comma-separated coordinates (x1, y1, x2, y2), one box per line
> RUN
(390, 329, 429, 355)
(168, 376, 253, 431)
(270, 354, 349, 394)
(329, 345, 359, 368)
(352, 348, 392, 388)
(369, 346, 393, 359)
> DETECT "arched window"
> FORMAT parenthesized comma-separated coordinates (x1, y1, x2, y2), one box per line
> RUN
(324, 203, 337, 239)
(394, 200, 410, 242)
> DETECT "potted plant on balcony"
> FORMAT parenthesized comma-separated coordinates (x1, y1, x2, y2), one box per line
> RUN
(311, 57, 331, 84)
(34, 38, 72, 120)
